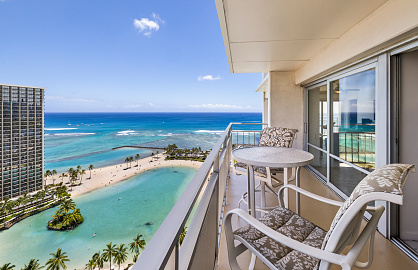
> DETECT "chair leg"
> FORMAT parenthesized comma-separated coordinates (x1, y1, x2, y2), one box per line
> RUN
(249, 254, 256, 270)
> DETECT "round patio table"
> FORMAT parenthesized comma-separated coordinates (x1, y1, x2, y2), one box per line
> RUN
(232, 146, 314, 217)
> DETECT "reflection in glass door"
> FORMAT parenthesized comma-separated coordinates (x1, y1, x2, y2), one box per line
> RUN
(329, 69, 375, 196)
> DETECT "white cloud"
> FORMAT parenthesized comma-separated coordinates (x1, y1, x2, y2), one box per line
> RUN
(187, 104, 252, 110)
(46, 96, 98, 103)
(148, 103, 155, 107)
(133, 13, 164, 37)
(198, 75, 221, 81)
(124, 104, 142, 108)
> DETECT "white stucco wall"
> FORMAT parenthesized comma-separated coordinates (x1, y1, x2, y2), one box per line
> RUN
(268, 71, 304, 149)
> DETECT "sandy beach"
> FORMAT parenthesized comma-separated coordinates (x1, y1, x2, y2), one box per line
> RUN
(45, 153, 203, 198)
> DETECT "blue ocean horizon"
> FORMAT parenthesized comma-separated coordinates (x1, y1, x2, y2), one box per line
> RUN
(45, 112, 262, 172)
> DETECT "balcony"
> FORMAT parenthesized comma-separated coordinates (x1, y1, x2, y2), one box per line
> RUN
(134, 123, 417, 270)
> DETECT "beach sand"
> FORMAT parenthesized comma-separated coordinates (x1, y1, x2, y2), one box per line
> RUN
(45, 153, 203, 198)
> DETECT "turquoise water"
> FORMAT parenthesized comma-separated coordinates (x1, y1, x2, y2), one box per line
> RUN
(0, 166, 197, 268)
(45, 113, 262, 172)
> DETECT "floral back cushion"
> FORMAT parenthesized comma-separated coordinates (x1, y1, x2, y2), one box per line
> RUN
(321, 163, 415, 249)
(258, 127, 298, 148)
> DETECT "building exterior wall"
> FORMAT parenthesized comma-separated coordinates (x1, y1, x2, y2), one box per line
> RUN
(1, 84, 44, 200)
(268, 71, 304, 149)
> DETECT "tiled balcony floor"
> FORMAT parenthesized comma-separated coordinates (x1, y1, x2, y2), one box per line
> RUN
(216, 167, 417, 270)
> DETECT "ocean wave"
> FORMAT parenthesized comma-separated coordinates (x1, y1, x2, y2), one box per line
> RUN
(54, 133, 96, 136)
(195, 130, 225, 134)
(117, 130, 139, 136)
(45, 128, 78, 131)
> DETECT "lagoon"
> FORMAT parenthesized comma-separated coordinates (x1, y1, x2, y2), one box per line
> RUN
(0, 166, 197, 268)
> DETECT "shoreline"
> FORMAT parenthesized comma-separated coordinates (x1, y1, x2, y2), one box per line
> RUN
(45, 153, 203, 198)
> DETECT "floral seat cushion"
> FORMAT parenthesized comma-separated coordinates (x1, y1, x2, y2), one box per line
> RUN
(322, 163, 415, 248)
(234, 207, 326, 270)
(259, 127, 299, 148)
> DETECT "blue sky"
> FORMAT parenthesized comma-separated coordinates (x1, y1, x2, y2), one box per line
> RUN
(0, 0, 262, 112)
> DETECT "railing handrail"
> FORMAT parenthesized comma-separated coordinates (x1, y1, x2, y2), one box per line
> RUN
(133, 123, 233, 270)
(230, 122, 267, 125)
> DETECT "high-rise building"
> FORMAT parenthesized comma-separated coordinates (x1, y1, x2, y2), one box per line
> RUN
(1, 84, 44, 200)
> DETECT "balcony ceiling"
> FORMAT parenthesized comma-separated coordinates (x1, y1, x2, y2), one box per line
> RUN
(216, 0, 389, 73)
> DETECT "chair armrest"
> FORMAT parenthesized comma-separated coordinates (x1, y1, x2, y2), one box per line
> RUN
(225, 208, 351, 268)
(278, 184, 344, 207)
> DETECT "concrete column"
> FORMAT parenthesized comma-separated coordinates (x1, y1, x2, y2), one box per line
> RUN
(268, 71, 304, 149)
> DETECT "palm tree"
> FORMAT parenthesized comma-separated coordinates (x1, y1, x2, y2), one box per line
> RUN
(0, 263, 15, 270)
(79, 169, 86, 184)
(88, 164, 94, 179)
(129, 234, 146, 255)
(114, 243, 128, 270)
(22, 259, 43, 270)
(51, 170, 57, 185)
(179, 226, 188, 246)
(45, 248, 69, 270)
(132, 252, 139, 263)
(39, 190, 46, 202)
(16, 196, 25, 214)
(92, 251, 104, 270)
(124, 157, 130, 168)
(67, 168, 74, 187)
(1, 198, 13, 217)
(59, 199, 76, 214)
(129, 156, 134, 168)
(135, 154, 140, 167)
(84, 259, 95, 270)
(44, 170, 52, 186)
(59, 173, 67, 184)
(102, 242, 117, 270)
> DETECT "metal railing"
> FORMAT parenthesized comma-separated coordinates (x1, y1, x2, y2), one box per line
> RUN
(134, 123, 233, 270)
(338, 131, 375, 167)
(231, 122, 267, 146)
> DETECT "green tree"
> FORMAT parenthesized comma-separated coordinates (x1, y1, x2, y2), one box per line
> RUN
(51, 170, 57, 185)
(59, 173, 67, 185)
(22, 259, 43, 270)
(0, 263, 15, 270)
(135, 154, 140, 167)
(92, 251, 104, 270)
(79, 169, 86, 184)
(129, 156, 134, 167)
(44, 170, 52, 186)
(88, 164, 94, 179)
(84, 260, 95, 270)
(132, 252, 139, 263)
(1, 198, 14, 217)
(45, 248, 69, 270)
(114, 243, 128, 270)
(124, 157, 130, 168)
(102, 242, 117, 270)
(59, 199, 76, 214)
(179, 226, 188, 246)
(129, 234, 146, 255)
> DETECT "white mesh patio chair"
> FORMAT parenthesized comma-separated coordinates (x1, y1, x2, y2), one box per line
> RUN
(233, 127, 298, 211)
(225, 163, 415, 270)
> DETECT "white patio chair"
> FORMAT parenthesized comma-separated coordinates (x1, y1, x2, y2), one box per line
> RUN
(233, 127, 299, 211)
(225, 163, 415, 270)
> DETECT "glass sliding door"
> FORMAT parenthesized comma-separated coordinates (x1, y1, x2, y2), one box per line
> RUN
(329, 69, 376, 195)
(306, 67, 376, 197)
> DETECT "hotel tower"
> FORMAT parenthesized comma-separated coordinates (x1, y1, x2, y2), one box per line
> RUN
(1, 84, 44, 200)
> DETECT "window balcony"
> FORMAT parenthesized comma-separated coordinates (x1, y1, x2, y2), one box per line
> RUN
(133, 123, 417, 270)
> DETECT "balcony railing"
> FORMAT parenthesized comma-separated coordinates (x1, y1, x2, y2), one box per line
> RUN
(134, 122, 265, 269)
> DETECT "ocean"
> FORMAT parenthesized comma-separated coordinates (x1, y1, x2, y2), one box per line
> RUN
(45, 112, 262, 172)
(0, 112, 263, 267)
